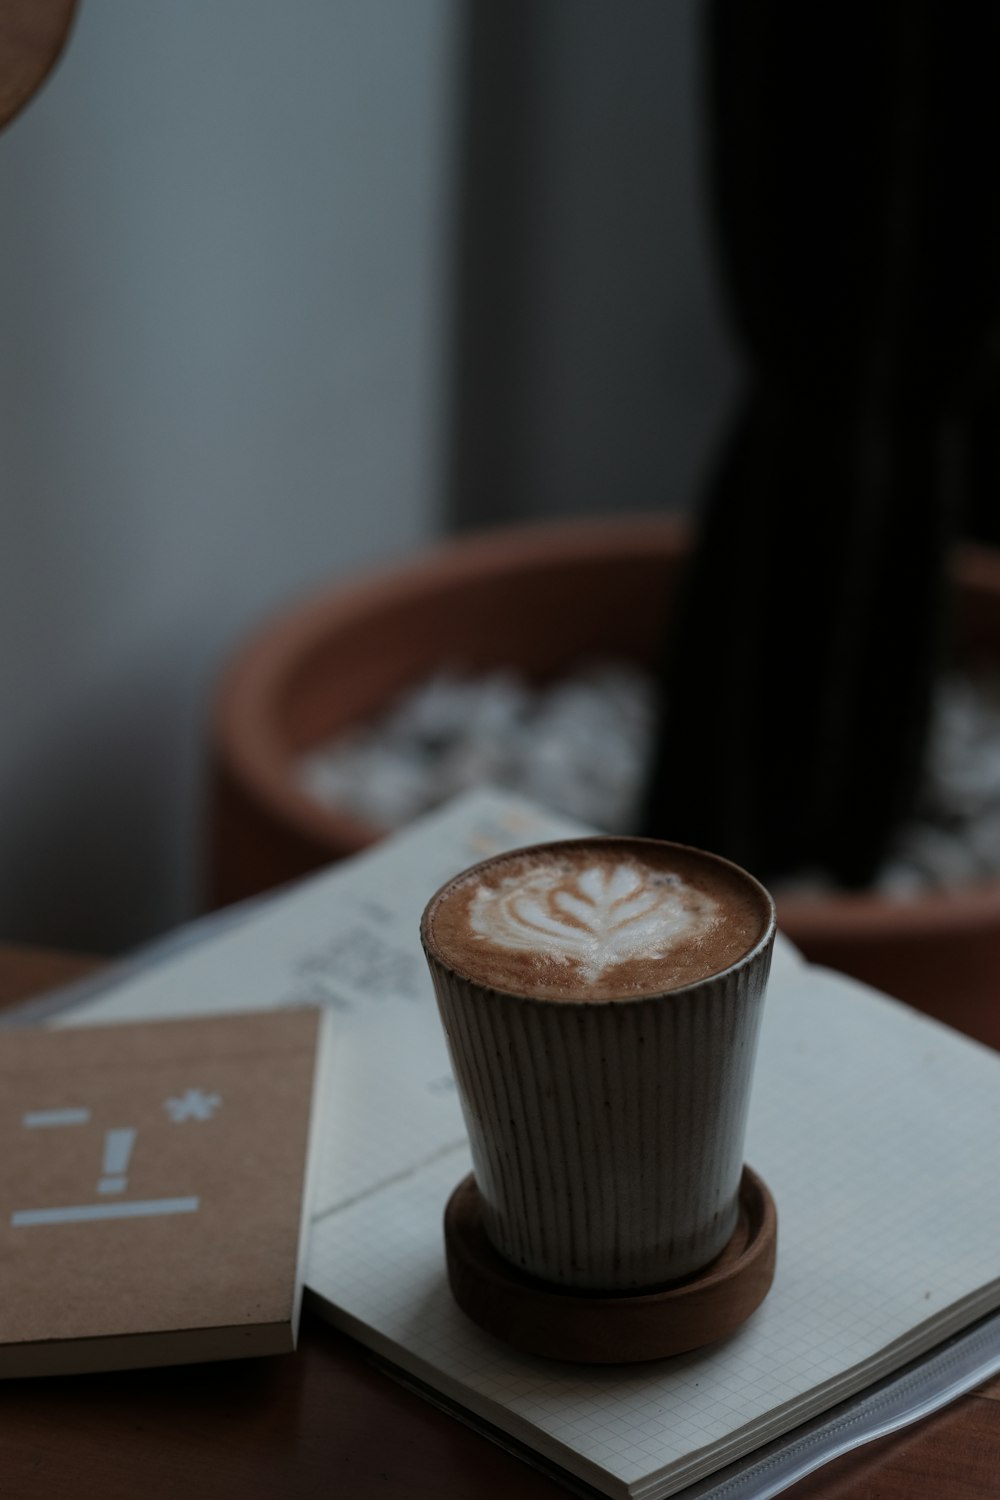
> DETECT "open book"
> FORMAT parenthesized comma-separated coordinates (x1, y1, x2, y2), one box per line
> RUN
(24, 790, 1000, 1500)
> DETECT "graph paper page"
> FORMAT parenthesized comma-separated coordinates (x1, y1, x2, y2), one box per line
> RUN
(306, 953, 1000, 1498)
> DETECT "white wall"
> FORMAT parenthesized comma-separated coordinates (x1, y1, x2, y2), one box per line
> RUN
(516, 1, 739, 519)
(0, 1, 459, 951)
(449, 0, 739, 528)
(0, 1, 736, 956)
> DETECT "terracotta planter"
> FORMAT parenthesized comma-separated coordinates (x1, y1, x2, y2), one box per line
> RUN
(208, 515, 1000, 1048)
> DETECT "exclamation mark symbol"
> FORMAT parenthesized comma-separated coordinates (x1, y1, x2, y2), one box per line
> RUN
(98, 1128, 136, 1195)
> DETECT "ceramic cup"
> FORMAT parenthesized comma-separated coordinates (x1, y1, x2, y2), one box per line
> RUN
(420, 837, 776, 1292)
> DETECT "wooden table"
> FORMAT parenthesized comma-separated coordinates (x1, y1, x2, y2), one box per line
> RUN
(2, 944, 999, 1500)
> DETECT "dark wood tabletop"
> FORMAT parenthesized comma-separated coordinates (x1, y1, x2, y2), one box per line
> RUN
(1, 944, 999, 1500)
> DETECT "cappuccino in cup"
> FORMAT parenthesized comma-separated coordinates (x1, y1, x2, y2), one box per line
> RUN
(424, 839, 768, 1001)
(422, 839, 775, 1291)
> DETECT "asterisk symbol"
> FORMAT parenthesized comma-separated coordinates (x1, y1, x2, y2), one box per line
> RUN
(164, 1088, 222, 1123)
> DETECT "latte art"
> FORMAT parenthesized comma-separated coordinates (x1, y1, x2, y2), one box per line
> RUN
(469, 862, 718, 983)
(424, 838, 771, 1001)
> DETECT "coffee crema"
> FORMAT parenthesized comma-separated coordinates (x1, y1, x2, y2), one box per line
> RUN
(423, 839, 772, 1001)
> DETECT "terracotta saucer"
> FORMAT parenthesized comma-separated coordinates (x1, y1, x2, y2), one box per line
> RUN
(443, 1165, 777, 1364)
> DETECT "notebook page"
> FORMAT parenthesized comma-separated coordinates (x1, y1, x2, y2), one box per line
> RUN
(304, 950, 1000, 1500)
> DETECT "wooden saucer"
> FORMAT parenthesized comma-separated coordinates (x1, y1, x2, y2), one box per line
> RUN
(443, 1165, 776, 1363)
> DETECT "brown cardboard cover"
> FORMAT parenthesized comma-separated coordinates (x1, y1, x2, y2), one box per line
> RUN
(0, 1008, 323, 1376)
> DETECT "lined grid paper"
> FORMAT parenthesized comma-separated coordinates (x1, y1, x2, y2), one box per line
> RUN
(56, 789, 1000, 1500)
(304, 951, 1000, 1497)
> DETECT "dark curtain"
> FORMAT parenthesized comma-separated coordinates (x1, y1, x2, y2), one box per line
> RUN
(643, 2, 1000, 885)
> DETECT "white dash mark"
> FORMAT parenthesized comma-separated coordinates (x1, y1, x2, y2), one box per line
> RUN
(10, 1197, 200, 1228)
(22, 1108, 91, 1129)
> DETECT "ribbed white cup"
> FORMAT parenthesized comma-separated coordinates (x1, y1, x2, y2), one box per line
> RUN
(422, 840, 775, 1292)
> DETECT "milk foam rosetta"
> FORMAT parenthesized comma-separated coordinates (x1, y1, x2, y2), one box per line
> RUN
(425, 841, 770, 1001)
(469, 860, 717, 984)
